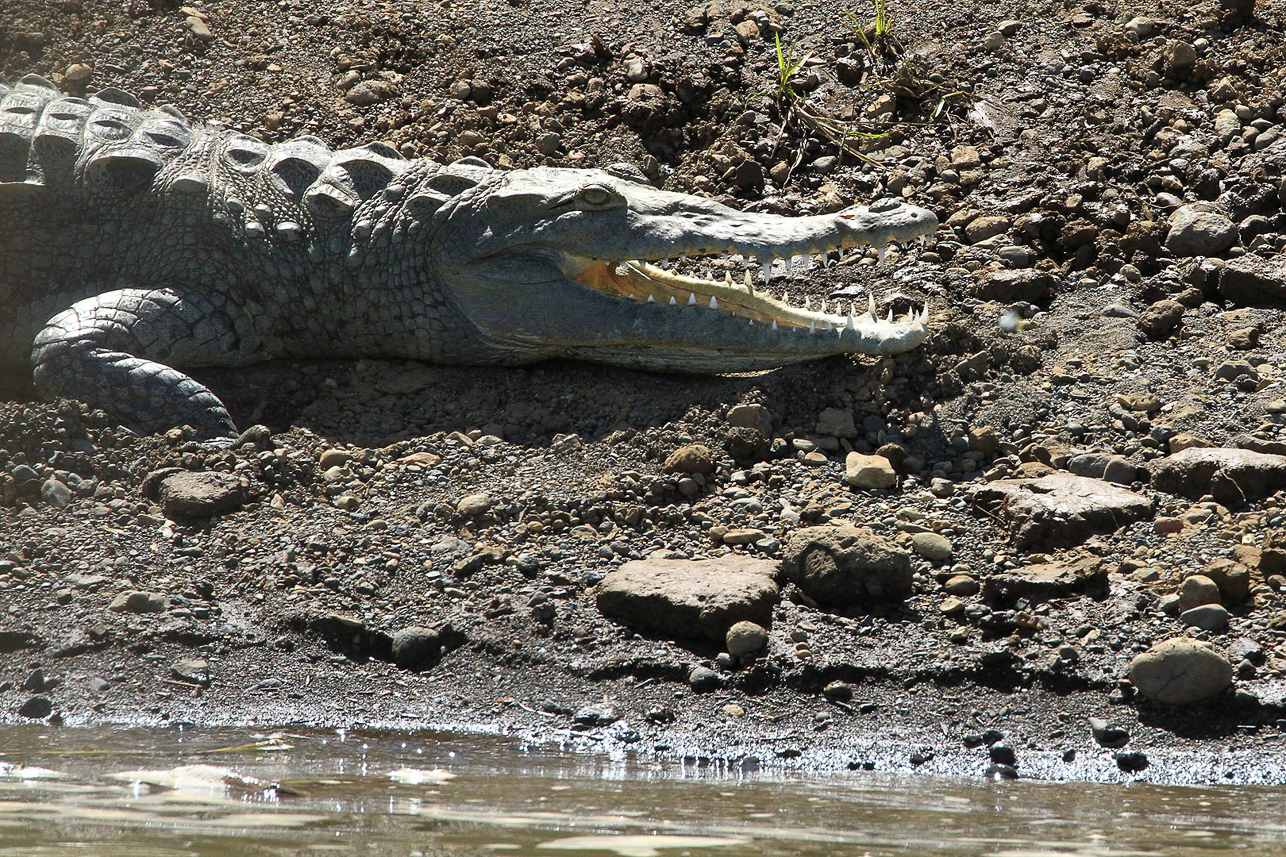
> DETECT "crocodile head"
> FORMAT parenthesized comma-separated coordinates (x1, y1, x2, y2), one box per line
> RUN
(432, 164, 939, 372)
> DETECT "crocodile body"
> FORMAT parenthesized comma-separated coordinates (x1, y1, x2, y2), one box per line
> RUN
(0, 74, 938, 440)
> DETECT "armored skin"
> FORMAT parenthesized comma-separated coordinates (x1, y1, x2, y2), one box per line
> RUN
(0, 74, 938, 440)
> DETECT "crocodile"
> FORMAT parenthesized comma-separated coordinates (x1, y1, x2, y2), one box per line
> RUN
(0, 74, 939, 440)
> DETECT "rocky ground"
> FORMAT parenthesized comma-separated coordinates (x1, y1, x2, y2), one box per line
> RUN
(3, 0, 1286, 784)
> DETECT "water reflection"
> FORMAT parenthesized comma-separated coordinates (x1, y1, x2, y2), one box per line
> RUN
(0, 725, 1283, 855)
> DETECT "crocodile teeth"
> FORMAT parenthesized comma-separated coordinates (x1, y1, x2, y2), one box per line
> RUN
(688, 292, 697, 306)
(709, 295, 718, 309)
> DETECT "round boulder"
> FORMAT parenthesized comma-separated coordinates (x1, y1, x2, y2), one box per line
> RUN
(725, 620, 769, 656)
(1128, 637, 1233, 705)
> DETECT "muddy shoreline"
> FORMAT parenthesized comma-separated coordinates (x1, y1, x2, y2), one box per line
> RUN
(3, 0, 1286, 784)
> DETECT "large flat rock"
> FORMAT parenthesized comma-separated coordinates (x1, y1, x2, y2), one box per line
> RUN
(594, 556, 779, 641)
(1148, 447, 1286, 504)
(970, 473, 1154, 548)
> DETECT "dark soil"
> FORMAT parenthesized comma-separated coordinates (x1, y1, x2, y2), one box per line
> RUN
(2, 0, 1286, 784)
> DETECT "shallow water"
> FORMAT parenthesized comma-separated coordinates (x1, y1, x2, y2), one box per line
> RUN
(1, 725, 1285, 856)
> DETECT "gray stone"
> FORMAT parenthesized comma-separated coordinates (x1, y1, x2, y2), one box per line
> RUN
(970, 474, 1154, 548)
(108, 590, 167, 613)
(345, 80, 390, 106)
(779, 524, 913, 607)
(725, 620, 768, 656)
(688, 666, 722, 692)
(1219, 253, 1286, 306)
(981, 555, 1108, 604)
(573, 702, 620, 726)
(1165, 205, 1238, 256)
(157, 471, 245, 518)
(816, 407, 857, 438)
(845, 452, 897, 489)
(391, 626, 440, 670)
(910, 532, 952, 562)
(40, 478, 72, 508)
(595, 555, 779, 641)
(1068, 453, 1137, 485)
(1128, 638, 1233, 705)
(1149, 447, 1286, 504)
(171, 658, 210, 686)
(17, 696, 52, 719)
(1181, 604, 1230, 632)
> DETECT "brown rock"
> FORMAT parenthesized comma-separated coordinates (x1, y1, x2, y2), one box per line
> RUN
(970, 473, 1155, 548)
(972, 269, 1055, 303)
(663, 444, 715, 474)
(1137, 300, 1185, 340)
(1227, 326, 1260, 349)
(845, 452, 897, 489)
(594, 556, 779, 640)
(157, 471, 245, 518)
(780, 524, 913, 607)
(1202, 559, 1251, 603)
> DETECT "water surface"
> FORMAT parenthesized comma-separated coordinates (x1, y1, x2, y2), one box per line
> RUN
(1, 725, 1284, 855)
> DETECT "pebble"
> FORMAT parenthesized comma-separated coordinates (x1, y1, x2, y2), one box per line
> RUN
(943, 575, 980, 596)
(1088, 717, 1129, 748)
(688, 666, 722, 692)
(823, 681, 854, 701)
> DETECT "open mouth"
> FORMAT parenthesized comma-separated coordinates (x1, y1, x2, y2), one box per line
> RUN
(562, 237, 933, 333)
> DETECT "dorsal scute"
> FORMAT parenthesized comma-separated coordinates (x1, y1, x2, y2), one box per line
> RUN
(90, 87, 142, 110)
(220, 132, 271, 172)
(303, 143, 407, 218)
(16, 74, 60, 95)
(265, 136, 332, 199)
(84, 149, 165, 192)
(32, 97, 93, 164)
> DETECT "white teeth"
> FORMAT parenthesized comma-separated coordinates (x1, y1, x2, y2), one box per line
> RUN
(868, 293, 877, 321)
(669, 296, 677, 306)
(886, 308, 893, 323)
(845, 312, 856, 330)
(647, 295, 655, 303)
(809, 320, 816, 333)
(771, 319, 778, 331)
(785, 257, 793, 277)
(688, 292, 696, 306)
(878, 245, 887, 265)
(725, 272, 733, 286)
(681, 252, 687, 262)
(709, 295, 718, 309)
(804, 297, 812, 311)
(743, 270, 754, 296)
(782, 290, 791, 305)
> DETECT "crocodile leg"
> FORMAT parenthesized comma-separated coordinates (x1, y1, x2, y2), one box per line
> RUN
(30, 287, 262, 440)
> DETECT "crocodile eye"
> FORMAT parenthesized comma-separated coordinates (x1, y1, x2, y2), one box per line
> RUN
(579, 185, 614, 206)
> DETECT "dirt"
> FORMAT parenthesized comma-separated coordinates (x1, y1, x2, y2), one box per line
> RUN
(2, 0, 1286, 784)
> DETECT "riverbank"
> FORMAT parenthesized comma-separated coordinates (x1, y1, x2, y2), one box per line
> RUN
(2, 0, 1286, 783)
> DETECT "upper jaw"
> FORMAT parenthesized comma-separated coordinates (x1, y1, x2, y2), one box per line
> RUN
(556, 197, 939, 334)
